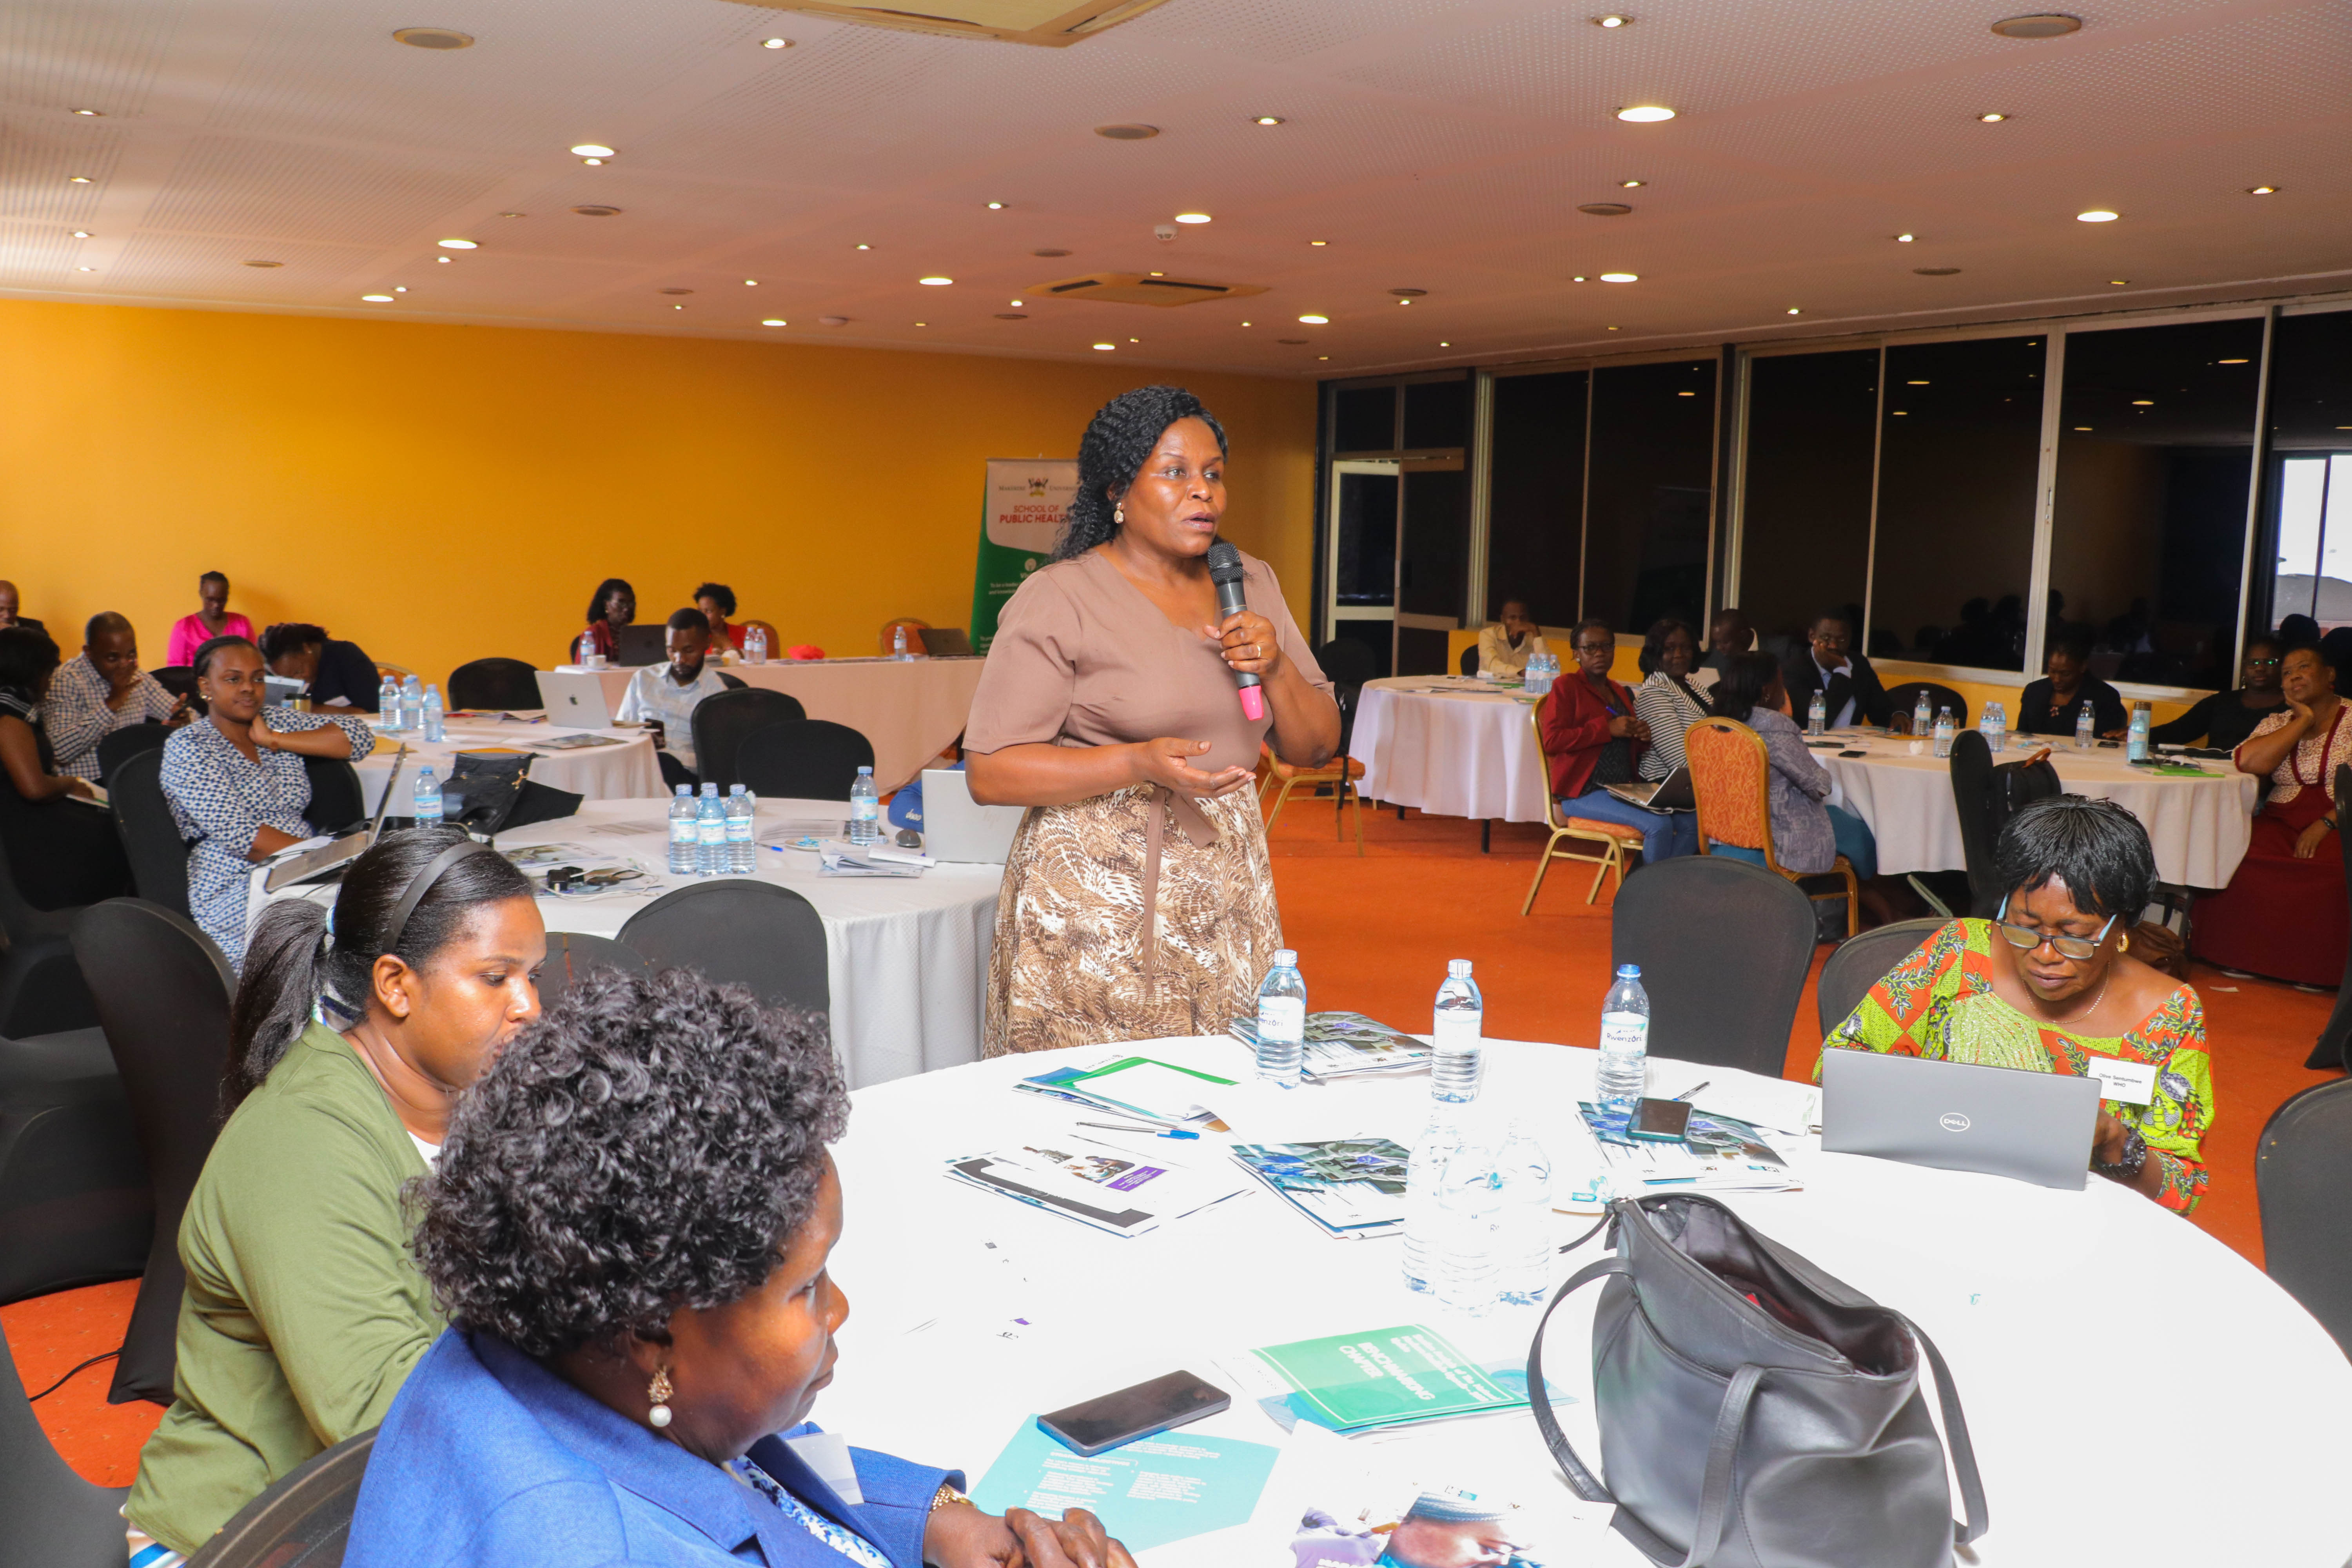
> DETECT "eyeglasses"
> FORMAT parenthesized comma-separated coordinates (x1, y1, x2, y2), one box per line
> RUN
(1994, 894, 2116, 961)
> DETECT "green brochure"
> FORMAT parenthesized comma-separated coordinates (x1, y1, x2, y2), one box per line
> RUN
(1248, 1325, 1524, 1433)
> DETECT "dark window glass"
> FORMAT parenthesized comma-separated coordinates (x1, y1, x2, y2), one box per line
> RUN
(1334, 386, 1397, 453)
(1486, 371, 1587, 628)
(1332, 470, 1397, 606)
(1871, 335, 2046, 672)
(1739, 350, 1877, 653)
(1403, 376, 1470, 450)
(2263, 310, 2352, 633)
(2053, 318, 2263, 688)
(1586, 358, 1716, 635)
(1399, 468, 1470, 621)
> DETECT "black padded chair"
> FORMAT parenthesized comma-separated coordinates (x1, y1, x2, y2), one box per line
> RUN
(184, 1427, 376, 1568)
(2310, 764, 2352, 1071)
(0, 1016, 143, 1306)
(619, 882, 830, 1014)
(735, 720, 877, 802)
(149, 665, 198, 703)
(1884, 681, 1968, 730)
(94, 721, 172, 786)
(1316, 638, 1381, 759)
(109, 746, 193, 917)
(303, 755, 368, 836)
(446, 656, 542, 711)
(0, 1321, 130, 1568)
(535, 930, 652, 1011)
(716, 671, 748, 690)
(1947, 729, 2062, 918)
(0, 827, 98, 1038)
(2256, 1080, 2352, 1358)
(1458, 643, 1478, 675)
(1609, 855, 1817, 1078)
(71, 898, 236, 1405)
(689, 689, 808, 791)
(1815, 917, 1947, 1037)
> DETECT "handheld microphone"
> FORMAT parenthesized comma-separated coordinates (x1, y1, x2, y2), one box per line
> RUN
(1204, 541, 1266, 722)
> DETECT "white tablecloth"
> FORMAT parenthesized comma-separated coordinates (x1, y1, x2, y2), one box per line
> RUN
(265, 799, 1000, 1087)
(817, 1035, 2351, 1566)
(1349, 676, 1550, 822)
(1820, 731, 2260, 889)
(357, 719, 662, 811)
(558, 657, 986, 793)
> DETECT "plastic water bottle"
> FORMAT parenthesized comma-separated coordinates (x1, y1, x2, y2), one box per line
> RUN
(1435, 1131, 1504, 1317)
(421, 684, 445, 742)
(1253, 949, 1307, 1086)
(892, 625, 910, 661)
(1807, 688, 1827, 736)
(1597, 964, 1650, 1114)
(726, 784, 755, 874)
(1431, 959, 1484, 1103)
(1495, 1121, 1555, 1307)
(399, 675, 424, 734)
(377, 673, 402, 728)
(412, 766, 441, 827)
(1932, 706, 1955, 759)
(2075, 701, 2095, 751)
(668, 785, 697, 875)
(1912, 690, 1932, 739)
(1402, 1115, 1466, 1294)
(744, 625, 768, 665)
(1523, 650, 1550, 696)
(848, 766, 879, 844)
(1980, 701, 2007, 755)
(695, 783, 725, 875)
(576, 631, 601, 668)
(2127, 702, 2150, 762)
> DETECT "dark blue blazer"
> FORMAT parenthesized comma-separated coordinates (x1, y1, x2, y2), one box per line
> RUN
(345, 1329, 958, 1567)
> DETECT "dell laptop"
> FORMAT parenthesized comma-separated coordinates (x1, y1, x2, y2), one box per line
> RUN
(1820, 1047, 2101, 1191)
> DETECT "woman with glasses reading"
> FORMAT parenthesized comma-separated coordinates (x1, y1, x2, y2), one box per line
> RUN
(1819, 795, 2212, 1214)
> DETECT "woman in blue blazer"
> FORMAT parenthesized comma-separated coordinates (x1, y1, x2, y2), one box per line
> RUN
(345, 968, 1133, 1568)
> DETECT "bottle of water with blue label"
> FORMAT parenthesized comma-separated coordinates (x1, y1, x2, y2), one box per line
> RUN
(421, 684, 445, 743)
(1807, 688, 1827, 736)
(1431, 959, 1483, 1103)
(378, 674, 402, 730)
(1597, 964, 1649, 1114)
(726, 784, 755, 874)
(696, 783, 725, 875)
(744, 625, 768, 665)
(2075, 701, 2095, 751)
(892, 625, 911, 661)
(1403, 1114, 1466, 1294)
(1436, 1131, 1504, 1317)
(412, 766, 441, 827)
(1932, 706, 1955, 759)
(400, 675, 424, 734)
(1912, 690, 1932, 739)
(1523, 650, 1552, 696)
(1495, 1120, 1555, 1307)
(1253, 949, 1306, 1085)
(848, 766, 879, 844)
(576, 631, 600, 668)
(2127, 702, 2150, 762)
(668, 785, 697, 875)
(1981, 701, 2007, 755)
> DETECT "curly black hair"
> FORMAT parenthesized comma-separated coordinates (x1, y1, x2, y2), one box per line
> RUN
(0, 625, 60, 701)
(1993, 795, 2155, 922)
(1056, 385, 1229, 560)
(693, 582, 736, 616)
(410, 967, 849, 1358)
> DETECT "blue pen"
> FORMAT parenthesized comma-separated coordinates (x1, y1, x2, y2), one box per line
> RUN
(1077, 1120, 1200, 1140)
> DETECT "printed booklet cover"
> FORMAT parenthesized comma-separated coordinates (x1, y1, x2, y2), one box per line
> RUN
(946, 1142, 1253, 1238)
(1228, 1140, 1411, 1239)
(1230, 1325, 1531, 1436)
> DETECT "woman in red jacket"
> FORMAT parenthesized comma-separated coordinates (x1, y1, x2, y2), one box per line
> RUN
(1537, 618, 1697, 866)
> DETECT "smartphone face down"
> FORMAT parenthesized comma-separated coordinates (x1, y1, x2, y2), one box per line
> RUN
(1037, 1371, 1231, 1456)
(1629, 1096, 1693, 1142)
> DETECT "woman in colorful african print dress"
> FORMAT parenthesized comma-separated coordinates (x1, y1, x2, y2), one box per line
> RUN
(1821, 795, 2212, 1214)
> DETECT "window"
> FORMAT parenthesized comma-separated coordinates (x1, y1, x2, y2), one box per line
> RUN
(1586, 358, 1716, 635)
(1333, 386, 1397, 453)
(1399, 467, 1470, 673)
(2052, 318, 2264, 688)
(2266, 309, 2352, 632)
(1403, 376, 1470, 449)
(1738, 350, 1877, 652)
(1485, 371, 1587, 628)
(1871, 336, 2046, 671)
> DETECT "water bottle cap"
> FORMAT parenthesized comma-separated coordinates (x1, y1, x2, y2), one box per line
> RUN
(675, 784, 690, 796)
(1447, 958, 1472, 977)
(701, 782, 717, 794)
(1616, 963, 1640, 978)
(1272, 949, 1297, 967)
(731, 783, 747, 793)
(417, 766, 433, 779)
(857, 765, 873, 775)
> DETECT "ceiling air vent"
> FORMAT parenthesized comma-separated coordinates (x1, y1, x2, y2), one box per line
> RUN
(723, 0, 1169, 47)
(1030, 272, 1268, 307)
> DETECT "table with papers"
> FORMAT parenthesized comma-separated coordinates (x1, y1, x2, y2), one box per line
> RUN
(356, 715, 662, 810)
(817, 1034, 2352, 1566)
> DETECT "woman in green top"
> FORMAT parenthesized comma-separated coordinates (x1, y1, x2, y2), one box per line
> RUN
(125, 828, 545, 1562)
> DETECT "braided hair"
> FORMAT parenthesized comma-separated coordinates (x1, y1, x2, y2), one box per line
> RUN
(1055, 385, 1229, 560)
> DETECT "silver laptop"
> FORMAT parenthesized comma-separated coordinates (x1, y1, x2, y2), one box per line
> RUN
(263, 748, 407, 891)
(1820, 1048, 2100, 1191)
(537, 669, 615, 728)
(920, 768, 1025, 862)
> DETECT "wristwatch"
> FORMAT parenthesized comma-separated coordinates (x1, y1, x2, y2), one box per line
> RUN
(928, 1482, 972, 1514)
(2095, 1128, 2148, 1181)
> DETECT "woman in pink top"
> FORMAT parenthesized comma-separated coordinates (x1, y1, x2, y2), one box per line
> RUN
(964, 387, 1341, 1055)
(165, 571, 255, 667)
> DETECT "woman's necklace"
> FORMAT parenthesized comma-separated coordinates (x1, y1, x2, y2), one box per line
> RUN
(2029, 967, 2111, 1029)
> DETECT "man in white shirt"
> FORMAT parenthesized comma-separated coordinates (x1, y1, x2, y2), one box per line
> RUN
(47, 611, 188, 780)
(616, 608, 730, 787)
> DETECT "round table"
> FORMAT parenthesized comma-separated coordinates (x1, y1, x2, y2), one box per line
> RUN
(1348, 677, 1551, 824)
(1819, 731, 2259, 889)
(815, 1035, 2350, 1566)
(356, 717, 662, 811)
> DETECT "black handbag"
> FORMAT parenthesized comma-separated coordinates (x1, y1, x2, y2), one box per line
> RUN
(442, 752, 582, 835)
(1528, 1194, 1987, 1568)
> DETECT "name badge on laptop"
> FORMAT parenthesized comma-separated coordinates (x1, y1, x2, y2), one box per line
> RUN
(2085, 1058, 2157, 1106)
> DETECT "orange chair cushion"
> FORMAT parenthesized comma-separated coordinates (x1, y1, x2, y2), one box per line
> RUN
(1563, 817, 1646, 842)
(1685, 722, 1769, 851)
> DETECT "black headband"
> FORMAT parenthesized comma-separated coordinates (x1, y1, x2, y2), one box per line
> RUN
(383, 839, 496, 954)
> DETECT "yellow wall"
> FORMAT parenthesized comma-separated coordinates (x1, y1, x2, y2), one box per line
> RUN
(0, 300, 1319, 686)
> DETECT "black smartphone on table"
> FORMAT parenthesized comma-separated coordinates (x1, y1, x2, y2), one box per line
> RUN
(1628, 1096, 1693, 1142)
(1038, 1371, 1230, 1456)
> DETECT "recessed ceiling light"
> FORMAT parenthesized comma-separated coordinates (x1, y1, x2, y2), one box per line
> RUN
(745, 279, 758, 285)
(571, 143, 615, 158)
(242, 260, 282, 268)
(1010, 298, 1024, 306)
(659, 287, 693, 296)
(1390, 288, 1427, 298)
(1605, 326, 1619, 331)
(1894, 233, 1916, 242)
(2131, 399, 2154, 405)
(393, 286, 406, 292)
(1593, 14, 1632, 26)
(1033, 248, 1069, 258)
(69, 175, 91, 183)
(1174, 212, 1212, 224)
(1907, 379, 1929, 385)
(437, 255, 452, 263)
(996, 312, 1028, 320)
(1891, 410, 1907, 416)
(1599, 272, 1638, 283)
(2074, 426, 2093, 431)
(856, 243, 871, 250)
(1439, 341, 1450, 347)
(1298, 314, 1328, 324)
(1616, 105, 1675, 122)
(987, 201, 1005, 210)
(438, 237, 477, 249)
(1914, 267, 1961, 276)
(71, 230, 91, 238)
(761, 36, 793, 48)
(673, 304, 685, 310)
(819, 315, 848, 326)
(1094, 123, 1159, 140)
(1309, 240, 1328, 246)
(1093, 342, 1116, 350)
(76, 265, 94, 271)
(913, 321, 926, 326)
(1990, 13, 2083, 38)
(581, 158, 603, 166)
(1318, 355, 1330, 361)
(1129, 337, 1140, 343)
(1241, 320, 1251, 326)
(499, 211, 525, 218)
(1573, 275, 1587, 282)
(1148, 270, 1165, 277)
(1579, 202, 1633, 217)
(361, 294, 394, 302)
(1253, 115, 1284, 125)
(1398, 298, 1412, 305)
(919, 276, 953, 285)
(1976, 112, 2010, 123)
(571, 205, 622, 217)
(2247, 185, 2279, 196)
(2108, 278, 2129, 285)
(2076, 209, 2119, 222)
(393, 26, 473, 48)
(69, 107, 103, 116)
(2218, 358, 2250, 364)
(1678, 390, 1695, 396)
(1619, 179, 1646, 188)
(1786, 307, 1801, 314)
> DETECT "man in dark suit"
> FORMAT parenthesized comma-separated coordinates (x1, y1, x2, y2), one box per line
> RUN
(1780, 608, 1893, 729)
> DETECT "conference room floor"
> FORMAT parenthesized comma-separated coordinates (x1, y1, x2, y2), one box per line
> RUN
(7, 800, 2336, 1487)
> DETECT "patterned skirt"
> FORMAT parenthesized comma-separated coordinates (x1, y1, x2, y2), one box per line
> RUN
(985, 784, 1283, 1056)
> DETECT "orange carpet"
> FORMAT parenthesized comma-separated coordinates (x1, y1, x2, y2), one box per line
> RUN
(6, 793, 2334, 1485)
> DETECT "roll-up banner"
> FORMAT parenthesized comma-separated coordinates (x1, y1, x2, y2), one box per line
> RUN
(972, 459, 1078, 653)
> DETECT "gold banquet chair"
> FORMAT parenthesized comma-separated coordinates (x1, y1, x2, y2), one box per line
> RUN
(1522, 704, 1645, 913)
(1259, 742, 1366, 855)
(1685, 715, 1860, 938)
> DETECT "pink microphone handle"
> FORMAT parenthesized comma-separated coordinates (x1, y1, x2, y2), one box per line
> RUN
(1238, 686, 1266, 722)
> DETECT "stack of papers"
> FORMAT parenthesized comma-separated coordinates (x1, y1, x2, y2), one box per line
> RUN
(1225, 1011, 1430, 1082)
(1573, 1102, 1801, 1195)
(1013, 1057, 1237, 1131)
(1227, 1325, 1538, 1436)
(816, 839, 931, 877)
(1227, 1139, 1410, 1239)
(944, 1141, 1254, 1238)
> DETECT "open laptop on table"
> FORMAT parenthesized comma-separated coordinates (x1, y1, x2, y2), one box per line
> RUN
(1820, 1047, 2100, 1191)
(613, 624, 666, 666)
(537, 669, 615, 728)
(921, 768, 1025, 862)
(263, 748, 408, 892)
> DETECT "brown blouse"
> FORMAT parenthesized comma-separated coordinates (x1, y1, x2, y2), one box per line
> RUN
(965, 547, 1330, 773)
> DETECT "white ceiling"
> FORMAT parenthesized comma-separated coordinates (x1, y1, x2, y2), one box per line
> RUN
(3, 0, 2348, 377)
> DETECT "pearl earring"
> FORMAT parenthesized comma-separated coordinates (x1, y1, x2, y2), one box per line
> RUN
(647, 1367, 674, 1428)
(1114, 505, 1125, 525)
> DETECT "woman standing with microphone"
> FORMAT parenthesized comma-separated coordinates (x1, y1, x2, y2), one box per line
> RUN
(967, 386, 1339, 1055)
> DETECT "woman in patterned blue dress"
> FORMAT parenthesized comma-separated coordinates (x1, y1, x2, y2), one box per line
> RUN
(158, 635, 374, 967)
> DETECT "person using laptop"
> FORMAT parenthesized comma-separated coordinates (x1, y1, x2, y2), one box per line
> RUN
(1536, 618, 1695, 866)
(616, 607, 728, 788)
(1819, 795, 2212, 1213)
(259, 621, 384, 711)
(577, 577, 637, 664)
(1633, 617, 1711, 783)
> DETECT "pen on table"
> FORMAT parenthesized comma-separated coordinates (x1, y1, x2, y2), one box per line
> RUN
(1671, 1081, 1710, 1102)
(1077, 1120, 1200, 1140)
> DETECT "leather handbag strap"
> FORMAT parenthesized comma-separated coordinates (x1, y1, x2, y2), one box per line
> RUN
(1901, 1313, 1989, 1546)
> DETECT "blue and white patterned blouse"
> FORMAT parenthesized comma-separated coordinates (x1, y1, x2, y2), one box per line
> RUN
(159, 708, 374, 967)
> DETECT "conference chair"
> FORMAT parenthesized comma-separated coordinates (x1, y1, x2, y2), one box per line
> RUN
(1521, 704, 1644, 913)
(0, 1002, 143, 1307)
(689, 688, 808, 791)
(2256, 1080, 2352, 1359)
(1815, 917, 1947, 1038)
(303, 755, 367, 836)
(94, 721, 171, 786)
(148, 664, 198, 704)
(1458, 644, 1478, 675)
(71, 899, 236, 1405)
(1685, 716, 1860, 938)
(0, 1322, 130, 1568)
(109, 747, 193, 918)
(0, 829, 99, 1038)
(535, 931, 651, 1011)
(619, 882, 829, 1014)
(1884, 681, 1968, 730)
(1315, 637, 1379, 758)
(880, 616, 930, 655)
(2308, 764, 2352, 1071)
(184, 1427, 375, 1568)
(446, 656, 541, 711)
(1258, 740, 1364, 854)
(1610, 855, 1817, 1077)
(736, 720, 877, 802)
(1948, 730, 2062, 917)
(716, 671, 748, 690)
